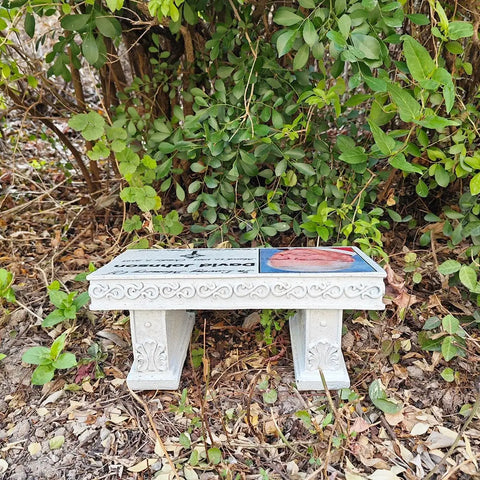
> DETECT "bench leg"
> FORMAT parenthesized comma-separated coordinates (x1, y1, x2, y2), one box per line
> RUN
(289, 309, 350, 391)
(127, 310, 195, 390)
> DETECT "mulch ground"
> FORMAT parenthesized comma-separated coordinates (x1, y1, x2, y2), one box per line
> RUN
(0, 119, 479, 480)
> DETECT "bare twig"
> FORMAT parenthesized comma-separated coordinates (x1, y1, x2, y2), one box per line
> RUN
(128, 387, 181, 480)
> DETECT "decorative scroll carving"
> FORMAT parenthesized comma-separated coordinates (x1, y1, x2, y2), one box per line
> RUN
(345, 284, 383, 299)
(233, 283, 270, 298)
(135, 341, 167, 372)
(308, 283, 343, 298)
(197, 283, 233, 299)
(90, 281, 383, 301)
(306, 341, 340, 371)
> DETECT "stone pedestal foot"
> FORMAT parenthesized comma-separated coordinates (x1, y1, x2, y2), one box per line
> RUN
(127, 310, 195, 390)
(289, 309, 350, 390)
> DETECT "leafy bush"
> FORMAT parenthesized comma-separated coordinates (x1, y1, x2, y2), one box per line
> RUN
(1, 0, 479, 290)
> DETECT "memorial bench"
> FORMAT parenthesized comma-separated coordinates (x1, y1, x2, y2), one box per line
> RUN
(87, 247, 386, 391)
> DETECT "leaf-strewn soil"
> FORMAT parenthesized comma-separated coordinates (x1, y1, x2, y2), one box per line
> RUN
(1, 122, 479, 480)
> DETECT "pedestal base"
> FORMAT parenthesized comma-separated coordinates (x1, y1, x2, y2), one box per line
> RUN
(127, 310, 195, 390)
(289, 310, 350, 391)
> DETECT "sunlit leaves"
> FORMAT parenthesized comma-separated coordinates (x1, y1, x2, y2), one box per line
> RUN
(387, 84, 421, 122)
(68, 112, 105, 141)
(402, 35, 435, 82)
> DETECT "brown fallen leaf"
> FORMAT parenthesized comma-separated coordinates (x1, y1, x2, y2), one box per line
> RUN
(351, 417, 371, 434)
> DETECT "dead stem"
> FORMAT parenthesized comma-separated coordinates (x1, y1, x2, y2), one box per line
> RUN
(128, 387, 181, 480)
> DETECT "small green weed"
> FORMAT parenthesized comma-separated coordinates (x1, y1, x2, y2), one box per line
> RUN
(42, 280, 90, 327)
(0, 268, 15, 303)
(22, 333, 77, 385)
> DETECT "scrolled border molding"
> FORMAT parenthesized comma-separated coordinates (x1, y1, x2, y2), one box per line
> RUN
(90, 280, 384, 301)
(345, 284, 383, 299)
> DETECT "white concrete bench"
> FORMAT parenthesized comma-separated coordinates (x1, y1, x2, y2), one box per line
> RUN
(87, 247, 385, 390)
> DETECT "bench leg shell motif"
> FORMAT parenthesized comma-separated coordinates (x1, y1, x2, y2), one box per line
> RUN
(128, 310, 195, 390)
(289, 309, 349, 390)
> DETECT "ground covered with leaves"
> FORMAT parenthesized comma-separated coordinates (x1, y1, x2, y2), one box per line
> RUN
(1, 126, 480, 480)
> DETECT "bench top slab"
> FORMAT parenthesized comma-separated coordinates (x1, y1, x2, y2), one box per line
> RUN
(88, 247, 384, 279)
(88, 247, 386, 311)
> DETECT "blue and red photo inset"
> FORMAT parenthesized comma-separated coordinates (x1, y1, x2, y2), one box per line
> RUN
(259, 247, 375, 273)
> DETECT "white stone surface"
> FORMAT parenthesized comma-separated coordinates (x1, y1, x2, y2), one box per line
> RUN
(289, 310, 349, 390)
(127, 310, 194, 390)
(87, 247, 386, 391)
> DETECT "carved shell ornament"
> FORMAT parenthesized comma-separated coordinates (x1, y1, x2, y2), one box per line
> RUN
(306, 341, 341, 371)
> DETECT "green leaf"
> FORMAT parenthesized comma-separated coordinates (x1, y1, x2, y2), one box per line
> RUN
(68, 113, 89, 131)
(416, 115, 460, 130)
(416, 179, 429, 197)
(299, 0, 315, 7)
(276, 29, 297, 57)
(42, 309, 67, 328)
(368, 379, 401, 414)
(123, 215, 142, 232)
(274, 8, 303, 26)
(438, 260, 461, 275)
(263, 389, 278, 404)
(175, 182, 185, 201)
(448, 21, 474, 40)
(389, 153, 424, 174)
(179, 432, 191, 448)
(292, 162, 315, 176)
(32, 365, 55, 385)
(351, 34, 381, 59)
(434, 165, 450, 187)
(339, 147, 368, 164)
(106, 0, 124, 11)
(327, 30, 347, 47)
(49, 289, 68, 308)
(364, 76, 387, 92)
(387, 83, 421, 122)
(52, 352, 77, 370)
(407, 13, 430, 25)
(51, 333, 66, 359)
(303, 19, 317, 46)
(337, 15, 351, 39)
(24, 12, 35, 38)
(183, 2, 197, 25)
(368, 120, 395, 156)
(470, 172, 480, 195)
(82, 32, 99, 65)
(402, 35, 435, 82)
(73, 291, 90, 309)
(293, 43, 310, 70)
(60, 14, 90, 31)
(22, 347, 51, 365)
(441, 336, 458, 361)
(441, 367, 455, 382)
(442, 315, 459, 335)
(459, 265, 478, 291)
(135, 186, 161, 212)
(207, 447, 222, 465)
(49, 435, 65, 450)
(95, 15, 121, 38)
(0, 354, 5, 361)
(71, 111, 105, 141)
